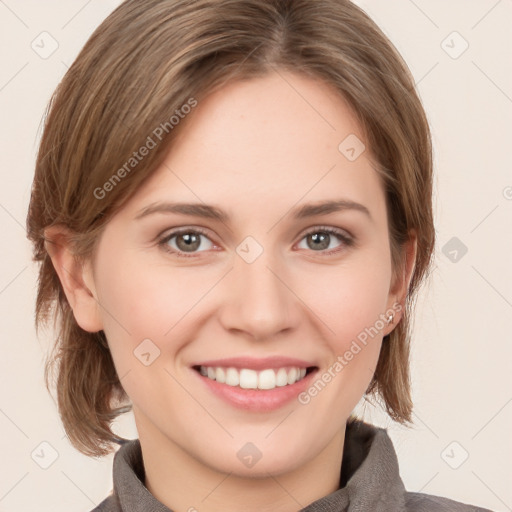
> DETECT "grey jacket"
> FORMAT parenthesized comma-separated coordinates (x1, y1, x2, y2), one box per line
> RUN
(91, 418, 494, 511)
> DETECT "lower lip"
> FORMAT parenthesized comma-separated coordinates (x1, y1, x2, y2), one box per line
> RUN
(192, 368, 318, 412)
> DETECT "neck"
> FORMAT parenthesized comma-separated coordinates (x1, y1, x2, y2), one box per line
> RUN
(136, 417, 346, 512)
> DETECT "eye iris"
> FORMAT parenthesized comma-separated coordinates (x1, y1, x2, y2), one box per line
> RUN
(176, 232, 201, 252)
(308, 232, 330, 250)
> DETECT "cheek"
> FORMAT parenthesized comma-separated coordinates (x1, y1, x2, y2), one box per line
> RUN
(94, 247, 210, 354)
(93, 253, 205, 408)
(298, 251, 392, 350)
(295, 264, 388, 414)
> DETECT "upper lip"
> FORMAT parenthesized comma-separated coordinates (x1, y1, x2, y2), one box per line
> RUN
(191, 356, 317, 371)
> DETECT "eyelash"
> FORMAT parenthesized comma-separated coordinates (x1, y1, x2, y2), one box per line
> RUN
(157, 225, 354, 259)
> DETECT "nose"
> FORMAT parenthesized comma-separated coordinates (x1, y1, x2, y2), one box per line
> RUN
(218, 247, 300, 341)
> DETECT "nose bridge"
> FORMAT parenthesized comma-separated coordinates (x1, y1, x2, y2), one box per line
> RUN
(222, 237, 296, 338)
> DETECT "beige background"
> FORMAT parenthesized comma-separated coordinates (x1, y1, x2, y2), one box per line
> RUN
(0, 1, 511, 511)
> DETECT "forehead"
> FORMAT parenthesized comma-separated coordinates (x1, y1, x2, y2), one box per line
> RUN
(116, 70, 385, 222)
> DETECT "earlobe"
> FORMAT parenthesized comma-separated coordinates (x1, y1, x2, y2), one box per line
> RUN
(44, 226, 104, 333)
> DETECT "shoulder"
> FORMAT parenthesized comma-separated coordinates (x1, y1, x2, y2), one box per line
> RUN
(89, 493, 120, 512)
(405, 490, 494, 511)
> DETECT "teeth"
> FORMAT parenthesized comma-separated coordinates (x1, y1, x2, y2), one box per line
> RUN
(239, 369, 258, 389)
(276, 368, 289, 386)
(258, 369, 276, 390)
(225, 367, 239, 386)
(287, 367, 298, 385)
(216, 367, 226, 384)
(198, 366, 309, 390)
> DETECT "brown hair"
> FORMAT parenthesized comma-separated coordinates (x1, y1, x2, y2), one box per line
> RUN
(26, 0, 435, 457)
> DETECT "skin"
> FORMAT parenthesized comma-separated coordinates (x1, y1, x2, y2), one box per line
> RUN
(46, 70, 416, 512)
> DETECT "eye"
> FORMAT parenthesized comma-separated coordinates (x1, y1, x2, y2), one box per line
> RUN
(158, 225, 354, 258)
(296, 226, 354, 256)
(158, 227, 215, 258)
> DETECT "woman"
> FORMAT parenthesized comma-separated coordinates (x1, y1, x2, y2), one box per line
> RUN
(26, 0, 494, 510)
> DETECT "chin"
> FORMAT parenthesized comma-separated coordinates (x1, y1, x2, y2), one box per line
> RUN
(199, 441, 309, 478)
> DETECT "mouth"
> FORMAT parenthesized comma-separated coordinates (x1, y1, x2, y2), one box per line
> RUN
(190, 356, 320, 411)
(192, 365, 318, 391)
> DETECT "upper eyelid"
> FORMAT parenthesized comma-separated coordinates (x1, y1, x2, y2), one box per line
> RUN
(159, 226, 215, 243)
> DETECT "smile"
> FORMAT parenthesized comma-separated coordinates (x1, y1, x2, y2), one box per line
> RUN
(193, 365, 315, 390)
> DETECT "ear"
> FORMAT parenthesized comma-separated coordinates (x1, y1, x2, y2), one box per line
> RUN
(384, 229, 417, 335)
(44, 225, 103, 333)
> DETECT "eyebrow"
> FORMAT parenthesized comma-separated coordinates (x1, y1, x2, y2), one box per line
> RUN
(134, 199, 372, 223)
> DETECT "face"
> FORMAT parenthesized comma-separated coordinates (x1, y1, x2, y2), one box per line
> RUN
(64, 70, 408, 477)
